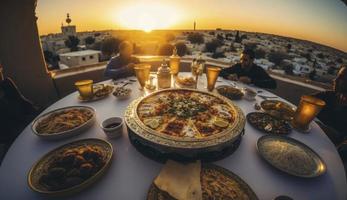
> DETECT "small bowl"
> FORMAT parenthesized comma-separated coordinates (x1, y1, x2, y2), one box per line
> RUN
(243, 88, 257, 101)
(113, 87, 132, 100)
(101, 117, 124, 138)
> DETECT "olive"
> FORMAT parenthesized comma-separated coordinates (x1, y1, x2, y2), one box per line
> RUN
(73, 155, 86, 167)
(64, 177, 84, 187)
(48, 167, 66, 178)
(79, 163, 94, 177)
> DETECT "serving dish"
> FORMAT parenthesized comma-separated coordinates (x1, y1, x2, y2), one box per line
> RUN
(247, 112, 292, 135)
(260, 100, 296, 121)
(28, 138, 113, 196)
(32, 106, 95, 140)
(147, 164, 258, 200)
(257, 135, 326, 178)
(125, 88, 245, 161)
(174, 76, 197, 89)
(216, 85, 244, 100)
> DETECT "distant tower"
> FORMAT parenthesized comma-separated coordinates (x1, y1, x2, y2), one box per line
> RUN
(61, 13, 76, 37)
(194, 21, 196, 31)
(66, 13, 72, 25)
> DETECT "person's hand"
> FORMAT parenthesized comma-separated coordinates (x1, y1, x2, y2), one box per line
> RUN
(227, 74, 238, 81)
(239, 76, 252, 84)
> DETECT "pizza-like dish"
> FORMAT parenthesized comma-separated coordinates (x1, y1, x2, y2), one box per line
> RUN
(137, 90, 236, 138)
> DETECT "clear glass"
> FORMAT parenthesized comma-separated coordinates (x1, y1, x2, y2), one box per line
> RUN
(134, 64, 151, 90)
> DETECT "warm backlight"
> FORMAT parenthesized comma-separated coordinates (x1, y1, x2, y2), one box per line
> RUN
(117, 3, 181, 32)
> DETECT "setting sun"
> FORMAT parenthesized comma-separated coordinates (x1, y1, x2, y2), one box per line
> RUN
(116, 3, 182, 32)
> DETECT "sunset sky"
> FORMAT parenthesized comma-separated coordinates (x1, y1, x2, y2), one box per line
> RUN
(37, 0, 347, 52)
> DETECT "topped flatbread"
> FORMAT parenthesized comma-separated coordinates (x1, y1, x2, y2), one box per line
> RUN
(137, 90, 236, 139)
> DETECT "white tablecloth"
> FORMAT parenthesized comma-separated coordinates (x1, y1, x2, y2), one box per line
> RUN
(0, 74, 346, 200)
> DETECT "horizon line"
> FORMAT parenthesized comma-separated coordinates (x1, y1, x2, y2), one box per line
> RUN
(40, 28, 347, 54)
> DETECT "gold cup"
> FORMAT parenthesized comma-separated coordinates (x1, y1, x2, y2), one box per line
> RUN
(134, 64, 151, 90)
(292, 95, 326, 132)
(75, 80, 93, 99)
(206, 66, 221, 92)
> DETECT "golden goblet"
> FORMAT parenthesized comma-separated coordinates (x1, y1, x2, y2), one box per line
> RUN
(134, 64, 151, 90)
(291, 95, 326, 132)
(206, 67, 221, 92)
(75, 80, 93, 99)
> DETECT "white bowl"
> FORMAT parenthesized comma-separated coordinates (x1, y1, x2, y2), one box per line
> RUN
(101, 117, 124, 138)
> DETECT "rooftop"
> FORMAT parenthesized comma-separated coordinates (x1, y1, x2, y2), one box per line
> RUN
(59, 50, 101, 57)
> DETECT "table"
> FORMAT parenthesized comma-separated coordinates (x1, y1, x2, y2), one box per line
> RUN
(0, 73, 346, 200)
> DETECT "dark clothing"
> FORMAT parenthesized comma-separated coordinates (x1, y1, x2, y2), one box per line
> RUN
(0, 78, 39, 144)
(104, 55, 140, 80)
(220, 63, 277, 89)
(313, 91, 347, 144)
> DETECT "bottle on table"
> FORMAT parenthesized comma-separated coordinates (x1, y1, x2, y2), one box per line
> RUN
(157, 59, 172, 89)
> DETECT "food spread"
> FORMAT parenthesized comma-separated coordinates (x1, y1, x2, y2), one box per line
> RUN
(35, 108, 93, 134)
(137, 90, 236, 138)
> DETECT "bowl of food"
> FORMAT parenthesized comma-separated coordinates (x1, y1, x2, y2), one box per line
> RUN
(260, 100, 296, 121)
(32, 106, 96, 140)
(28, 138, 113, 196)
(175, 76, 197, 89)
(216, 85, 244, 100)
(113, 87, 132, 100)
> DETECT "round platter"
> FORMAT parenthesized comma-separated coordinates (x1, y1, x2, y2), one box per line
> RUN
(247, 112, 292, 135)
(257, 135, 326, 178)
(147, 164, 258, 200)
(31, 106, 96, 140)
(125, 88, 245, 161)
(28, 138, 113, 196)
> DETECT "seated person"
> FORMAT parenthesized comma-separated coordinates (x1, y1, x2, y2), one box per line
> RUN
(313, 66, 347, 145)
(219, 49, 277, 89)
(104, 41, 140, 80)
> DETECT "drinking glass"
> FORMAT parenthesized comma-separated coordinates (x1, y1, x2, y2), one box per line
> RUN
(134, 64, 151, 90)
(292, 95, 326, 132)
(206, 67, 221, 92)
(75, 80, 93, 99)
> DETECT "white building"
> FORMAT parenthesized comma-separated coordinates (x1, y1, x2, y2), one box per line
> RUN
(59, 50, 100, 67)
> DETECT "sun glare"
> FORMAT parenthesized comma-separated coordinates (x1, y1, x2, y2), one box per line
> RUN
(117, 3, 181, 32)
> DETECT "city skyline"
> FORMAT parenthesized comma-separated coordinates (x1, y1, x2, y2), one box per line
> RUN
(37, 0, 347, 52)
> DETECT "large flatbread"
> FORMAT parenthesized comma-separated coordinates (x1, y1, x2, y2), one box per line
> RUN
(154, 160, 202, 200)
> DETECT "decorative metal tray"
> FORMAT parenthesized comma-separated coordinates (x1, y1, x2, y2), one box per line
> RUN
(257, 135, 326, 178)
(124, 88, 246, 161)
(147, 164, 259, 200)
(28, 138, 113, 196)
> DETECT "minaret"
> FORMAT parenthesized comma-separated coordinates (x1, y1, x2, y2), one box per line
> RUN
(66, 13, 71, 26)
(194, 21, 196, 31)
(61, 13, 76, 36)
